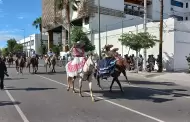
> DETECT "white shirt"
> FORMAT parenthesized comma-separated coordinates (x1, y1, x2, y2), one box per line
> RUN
(47, 51, 54, 57)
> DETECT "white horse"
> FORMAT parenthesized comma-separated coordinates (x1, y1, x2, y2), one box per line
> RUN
(65, 53, 98, 102)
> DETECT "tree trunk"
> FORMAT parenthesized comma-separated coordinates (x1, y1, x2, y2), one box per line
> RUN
(40, 24, 43, 55)
(64, 0, 70, 52)
(136, 51, 139, 73)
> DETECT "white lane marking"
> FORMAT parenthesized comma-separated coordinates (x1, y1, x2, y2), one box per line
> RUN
(5, 90, 29, 122)
(37, 75, 165, 122)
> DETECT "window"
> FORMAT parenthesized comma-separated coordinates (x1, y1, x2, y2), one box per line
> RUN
(186, 3, 188, 8)
(186, 17, 188, 20)
(171, 0, 183, 8)
(30, 40, 34, 46)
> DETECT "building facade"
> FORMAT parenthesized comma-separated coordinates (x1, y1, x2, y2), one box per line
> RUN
(18, 33, 61, 56)
(93, 17, 190, 71)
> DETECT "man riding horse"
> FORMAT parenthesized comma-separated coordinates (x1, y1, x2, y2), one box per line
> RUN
(47, 48, 55, 63)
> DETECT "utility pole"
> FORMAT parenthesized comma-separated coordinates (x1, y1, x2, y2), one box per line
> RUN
(158, 0, 163, 72)
(143, 0, 147, 70)
(98, 0, 101, 59)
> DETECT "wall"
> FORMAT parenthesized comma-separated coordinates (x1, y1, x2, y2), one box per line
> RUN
(94, 0, 124, 11)
(93, 18, 176, 71)
(173, 19, 190, 71)
(151, 0, 171, 20)
(89, 13, 147, 33)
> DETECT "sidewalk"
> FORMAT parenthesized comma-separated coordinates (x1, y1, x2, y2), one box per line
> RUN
(126, 71, 190, 87)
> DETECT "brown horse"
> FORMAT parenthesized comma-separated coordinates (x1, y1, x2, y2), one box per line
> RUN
(15, 56, 25, 74)
(95, 56, 130, 93)
(26, 56, 38, 74)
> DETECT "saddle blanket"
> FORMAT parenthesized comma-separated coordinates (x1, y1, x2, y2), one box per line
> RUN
(97, 58, 116, 78)
(67, 57, 87, 73)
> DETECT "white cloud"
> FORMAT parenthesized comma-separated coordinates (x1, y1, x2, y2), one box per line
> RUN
(0, 0, 3, 4)
(0, 30, 23, 41)
(18, 16, 24, 19)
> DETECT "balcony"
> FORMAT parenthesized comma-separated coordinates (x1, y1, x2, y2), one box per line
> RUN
(124, 0, 152, 6)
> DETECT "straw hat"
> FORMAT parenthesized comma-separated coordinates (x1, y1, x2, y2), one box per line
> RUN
(75, 41, 85, 47)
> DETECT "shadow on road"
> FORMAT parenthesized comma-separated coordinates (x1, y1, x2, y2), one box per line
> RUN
(0, 101, 21, 106)
(83, 85, 190, 103)
(126, 80, 176, 86)
(37, 71, 66, 75)
(5, 87, 57, 91)
(5, 78, 28, 80)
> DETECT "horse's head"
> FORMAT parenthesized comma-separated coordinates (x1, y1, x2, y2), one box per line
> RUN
(85, 53, 99, 70)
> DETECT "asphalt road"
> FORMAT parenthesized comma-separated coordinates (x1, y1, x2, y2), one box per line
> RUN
(1, 64, 190, 122)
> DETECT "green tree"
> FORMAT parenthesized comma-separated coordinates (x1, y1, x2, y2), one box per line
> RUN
(7, 38, 17, 53)
(52, 45, 60, 55)
(39, 45, 47, 55)
(119, 32, 158, 72)
(70, 26, 95, 52)
(13, 44, 23, 53)
(32, 17, 43, 52)
(2, 48, 9, 57)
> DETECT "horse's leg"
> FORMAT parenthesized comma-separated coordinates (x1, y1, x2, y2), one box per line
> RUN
(67, 76, 71, 91)
(97, 75, 103, 90)
(72, 77, 76, 93)
(110, 77, 116, 92)
(79, 77, 83, 97)
(115, 77, 124, 93)
(88, 75, 95, 102)
(122, 70, 130, 84)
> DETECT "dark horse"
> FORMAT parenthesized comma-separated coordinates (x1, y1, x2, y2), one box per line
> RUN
(94, 57, 130, 93)
(15, 56, 25, 74)
(26, 56, 39, 74)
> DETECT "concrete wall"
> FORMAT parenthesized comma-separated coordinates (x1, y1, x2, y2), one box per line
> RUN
(173, 19, 190, 71)
(93, 18, 188, 71)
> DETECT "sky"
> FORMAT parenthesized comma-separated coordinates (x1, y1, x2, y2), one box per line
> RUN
(0, 0, 42, 48)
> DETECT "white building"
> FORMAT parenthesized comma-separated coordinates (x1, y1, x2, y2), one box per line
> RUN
(18, 33, 61, 56)
(93, 18, 190, 72)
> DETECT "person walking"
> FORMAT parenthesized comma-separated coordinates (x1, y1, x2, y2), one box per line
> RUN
(0, 57, 8, 90)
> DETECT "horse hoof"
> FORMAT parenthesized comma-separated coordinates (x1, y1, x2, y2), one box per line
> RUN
(79, 94, 83, 97)
(67, 88, 70, 91)
(92, 98, 95, 102)
(73, 90, 76, 93)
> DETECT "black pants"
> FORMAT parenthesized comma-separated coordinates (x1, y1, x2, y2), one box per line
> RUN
(0, 76, 4, 89)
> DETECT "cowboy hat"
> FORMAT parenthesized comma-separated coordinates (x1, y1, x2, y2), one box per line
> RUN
(111, 48, 119, 52)
(104, 44, 113, 49)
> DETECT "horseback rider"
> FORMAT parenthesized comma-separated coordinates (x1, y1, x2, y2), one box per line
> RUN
(102, 44, 114, 59)
(97, 44, 116, 79)
(47, 48, 55, 62)
(66, 41, 86, 76)
(31, 50, 36, 58)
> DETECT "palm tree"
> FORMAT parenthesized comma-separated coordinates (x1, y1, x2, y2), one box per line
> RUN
(55, 0, 77, 51)
(32, 17, 43, 53)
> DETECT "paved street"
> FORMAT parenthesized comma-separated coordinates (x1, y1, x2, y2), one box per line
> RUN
(0, 64, 190, 122)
